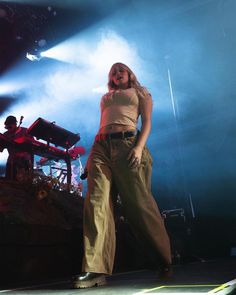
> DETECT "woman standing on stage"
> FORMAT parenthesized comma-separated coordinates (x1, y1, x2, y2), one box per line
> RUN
(73, 62, 172, 288)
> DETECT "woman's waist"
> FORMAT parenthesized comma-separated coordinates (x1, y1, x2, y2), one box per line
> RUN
(99, 124, 136, 134)
(96, 125, 138, 142)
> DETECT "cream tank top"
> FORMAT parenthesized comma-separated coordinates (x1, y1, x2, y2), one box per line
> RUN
(100, 88, 140, 129)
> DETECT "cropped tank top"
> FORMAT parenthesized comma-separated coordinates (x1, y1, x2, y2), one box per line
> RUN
(100, 88, 140, 128)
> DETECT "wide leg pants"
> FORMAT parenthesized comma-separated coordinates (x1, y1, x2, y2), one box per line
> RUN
(82, 136, 171, 275)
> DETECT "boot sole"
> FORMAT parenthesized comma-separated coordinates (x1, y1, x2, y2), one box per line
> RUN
(73, 275, 107, 289)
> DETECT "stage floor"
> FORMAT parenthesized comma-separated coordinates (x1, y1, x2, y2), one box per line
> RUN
(1, 258, 236, 294)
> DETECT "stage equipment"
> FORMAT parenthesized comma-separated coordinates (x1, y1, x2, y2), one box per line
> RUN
(36, 148, 85, 194)
(0, 117, 81, 191)
(162, 208, 205, 264)
(27, 117, 80, 190)
(162, 208, 186, 227)
(37, 157, 56, 167)
(162, 208, 189, 264)
(28, 117, 80, 149)
(26, 52, 42, 62)
(68, 146, 85, 160)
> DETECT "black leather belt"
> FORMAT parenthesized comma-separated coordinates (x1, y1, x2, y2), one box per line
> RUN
(95, 130, 137, 141)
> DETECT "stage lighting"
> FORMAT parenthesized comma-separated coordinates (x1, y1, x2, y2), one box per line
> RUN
(40, 51, 47, 58)
(26, 37, 48, 61)
(0, 83, 18, 95)
(0, 84, 11, 95)
(26, 52, 42, 62)
(39, 47, 58, 59)
(38, 39, 47, 47)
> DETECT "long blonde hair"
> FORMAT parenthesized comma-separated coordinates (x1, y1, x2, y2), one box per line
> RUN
(108, 62, 150, 99)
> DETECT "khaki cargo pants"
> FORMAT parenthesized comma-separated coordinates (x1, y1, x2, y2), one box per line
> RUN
(82, 135, 171, 275)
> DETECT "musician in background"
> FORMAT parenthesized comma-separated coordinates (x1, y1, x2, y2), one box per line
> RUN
(0, 115, 33, 181)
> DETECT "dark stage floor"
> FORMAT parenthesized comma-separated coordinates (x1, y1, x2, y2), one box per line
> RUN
(1, 258, 236, 294)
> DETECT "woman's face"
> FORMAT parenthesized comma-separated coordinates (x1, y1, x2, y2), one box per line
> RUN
(110, 65, 129, 89)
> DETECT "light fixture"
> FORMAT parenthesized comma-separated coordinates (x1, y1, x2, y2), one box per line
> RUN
(26, 52, 42, 62)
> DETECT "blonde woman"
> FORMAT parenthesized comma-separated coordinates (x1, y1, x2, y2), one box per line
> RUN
(73, 63, 172, 288)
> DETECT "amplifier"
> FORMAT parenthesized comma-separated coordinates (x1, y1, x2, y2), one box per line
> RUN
(162, 208, 186, 229)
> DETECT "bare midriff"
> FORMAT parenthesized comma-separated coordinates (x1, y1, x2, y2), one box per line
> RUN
(99, 123, 136, 134)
